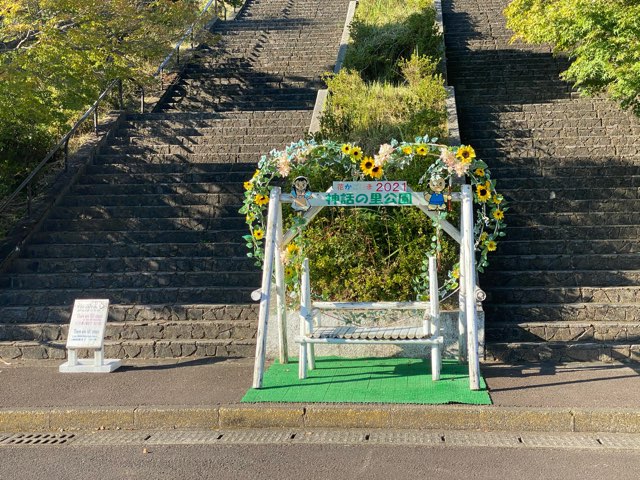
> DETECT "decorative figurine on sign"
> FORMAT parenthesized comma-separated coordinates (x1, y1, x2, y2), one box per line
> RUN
(426, 174, 449, 211)
(291, 176, 312, 212)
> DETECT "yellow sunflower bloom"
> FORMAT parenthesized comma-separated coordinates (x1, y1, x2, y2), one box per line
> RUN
(341, 144, 352, 155)
(245, 213, 255, 222)
(253, 229, 264, 240)
(286, 243, 299, 255)
(492, 209, 505, 221)
(452, 266, 460, 279)
(350, 146, 363, 159)
(243, 181, 253, 190)
(474, 168, 485, 177)
(369, 165, 384, 179)
(492, 195, 503, 205)
(416, 145, 428, 156)
(456, 146, 476, 164)
(402, 145, 413, 155)
(254, 194, 269, 206)
(360, 156, 375, 174)
(252, 169, 261, 179)
(486, 240, 497, 252)
(479, 231, 489, 242)
(476, 184, 491, 202)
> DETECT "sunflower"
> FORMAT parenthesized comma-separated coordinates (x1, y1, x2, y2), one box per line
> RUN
(286, 243, 299, 255)
(243, 181, 253, 190)
(479, 231, 488, 242)
(341, 144, 352, 155)
(254, 193, 269, 206)
(486, 240, 497, 252)
(252, 169, 261, 179)
(456, 145, 476, 164)
(402, 145, 413, 155)
(284, 266, 295, 277)
(492, 195, 503, 205)
(476, 184, 491, 202)
(245, 213, 255, 223)
(452, 266, 460, 279)
(416, 145, 428, 156)
(492, 209, 505, 221)
(360, 156, 375, 174)
(350, 146, 363, 159)
(369, 165, 384, 179)
(474, 168, 485, 177)
(253, 229, 264, 240)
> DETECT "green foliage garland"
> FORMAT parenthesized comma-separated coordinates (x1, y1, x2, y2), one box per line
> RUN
(240, 137, 507, 301)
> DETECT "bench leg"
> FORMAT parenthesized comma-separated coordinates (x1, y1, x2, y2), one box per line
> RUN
(307, 344, 315, 370)
(431, 342, 441, 381)
(299, 341, 307, 379)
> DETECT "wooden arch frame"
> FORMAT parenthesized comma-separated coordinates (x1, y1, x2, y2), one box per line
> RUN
(251, 184, 482, 391)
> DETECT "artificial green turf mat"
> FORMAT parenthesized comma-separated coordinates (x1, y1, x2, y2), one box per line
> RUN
(242, 356, 491, 405)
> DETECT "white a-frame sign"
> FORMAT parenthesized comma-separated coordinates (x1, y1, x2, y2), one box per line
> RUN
(251, 181, 482, 391)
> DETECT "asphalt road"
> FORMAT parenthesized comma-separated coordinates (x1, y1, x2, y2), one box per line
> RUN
(1, 443, 639, 480)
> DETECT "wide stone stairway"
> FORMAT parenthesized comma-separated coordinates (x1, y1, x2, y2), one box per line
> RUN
(0, 0, 349, 360)
(444, 0, 640, 362)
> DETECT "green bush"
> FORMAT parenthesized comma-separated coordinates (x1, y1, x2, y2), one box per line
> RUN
(302, 0, 450, 302)
(505, 0, 640, 114)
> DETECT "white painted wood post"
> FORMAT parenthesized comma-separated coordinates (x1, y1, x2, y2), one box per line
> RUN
(458, 201, 468, 364)
(428, 256, 441, 381)
(462, 184, 481, 390)
(275, 202, 288, 364)
(303, 258, 315, 370)
(252, 187, 281, 389)
(298, 257, 312, 379)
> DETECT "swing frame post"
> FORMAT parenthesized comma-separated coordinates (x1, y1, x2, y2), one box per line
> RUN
(428, 256, 441, 381)
(461, 184, 481, 390)
(274, 202, 289, 364)
(252, 187, 281, 389)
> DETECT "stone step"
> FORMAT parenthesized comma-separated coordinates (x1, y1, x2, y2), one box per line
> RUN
(124, 109, 311, 123)
(486, 286, 640, 304)
(485, 321, 640, 343)
(507, 212, 640, 228)
(108, 133, 306, 147)
(7, 255, 254, 274)
(488, 254, 640, 272)
(0, 271, 261, 290)
(496, 175, 640, 190)
(0, 303, 258, 324)
(492, 166, 640, 181)
(22, 241, 248, 259)
(495, 238, 640, 256)
(0, 286, 257, 307)
(100, 142, 298, 156)
(75, 172, 246, 188)
(91, 153, 273, 164)
(505, 224, 640, 241)
(43, 207, 244, 225)
(48, 203, 245, 220)
(70, 182, 251, 196)
(505, 199, 640, 214)
(483, 269, 640, 288)
(485, 341, 638, 363)
(0, 319, 257, 342)
(28, 229, 248, 245)
(0, 338, 256, 361)
(482, 303, 640, 323)
(113, 125, 308, 137)
(85, 162, 255, 174)
(60, 192, 245, 207)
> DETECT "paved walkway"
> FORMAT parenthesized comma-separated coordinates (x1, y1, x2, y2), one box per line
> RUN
(1, 358, 639, 433)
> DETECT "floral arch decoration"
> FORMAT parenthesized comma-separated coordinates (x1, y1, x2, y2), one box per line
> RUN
(240, 136, 507, 300)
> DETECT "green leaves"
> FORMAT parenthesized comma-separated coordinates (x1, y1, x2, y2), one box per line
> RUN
(505, 0, 640, 114)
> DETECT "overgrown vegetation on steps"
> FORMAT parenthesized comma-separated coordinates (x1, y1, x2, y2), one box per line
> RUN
(0, 0, 222, 199)
(301, 0, 451, 302)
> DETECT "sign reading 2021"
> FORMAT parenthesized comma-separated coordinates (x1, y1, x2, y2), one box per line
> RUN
(240, 137, 507, 298)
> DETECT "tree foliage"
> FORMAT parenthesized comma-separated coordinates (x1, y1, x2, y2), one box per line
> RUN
(504, 0, 640, 114)
(0, 0, 203, 183)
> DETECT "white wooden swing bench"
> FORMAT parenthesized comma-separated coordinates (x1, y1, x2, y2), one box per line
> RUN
(296, 257, 444, 381)
(251, 183, 481, 391)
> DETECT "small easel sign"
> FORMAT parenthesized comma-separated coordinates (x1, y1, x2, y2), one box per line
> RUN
(59, 299, 121, 373)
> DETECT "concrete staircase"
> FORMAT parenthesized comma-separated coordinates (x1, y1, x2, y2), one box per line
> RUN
(443, 0, 640, 362)
(0, 0, 350, 360)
